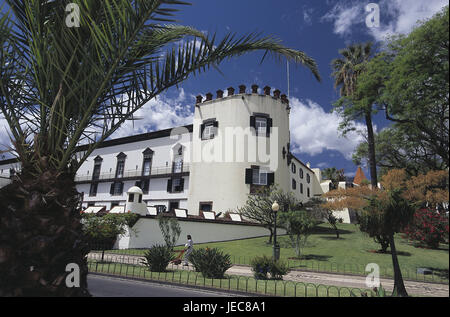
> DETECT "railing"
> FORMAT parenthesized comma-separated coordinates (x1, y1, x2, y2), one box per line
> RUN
(94, 248, 449, 284)
(75, 164, 190, 182)
(86, 252, 376, 297)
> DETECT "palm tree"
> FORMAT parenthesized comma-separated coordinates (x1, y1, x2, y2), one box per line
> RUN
(322, 167, 345, 190)
(0, 0, 320, 296)
(331, 42, 378, 188)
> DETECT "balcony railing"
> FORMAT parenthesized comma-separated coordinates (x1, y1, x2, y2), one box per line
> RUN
(75, 163, 190, 182)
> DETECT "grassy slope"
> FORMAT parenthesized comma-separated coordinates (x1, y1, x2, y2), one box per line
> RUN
(175, 223, 449, 281)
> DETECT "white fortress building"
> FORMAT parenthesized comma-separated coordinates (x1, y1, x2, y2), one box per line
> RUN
(0, 84, 325, 218)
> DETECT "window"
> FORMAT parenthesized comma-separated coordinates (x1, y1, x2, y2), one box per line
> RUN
(307, 173, 311, 184)
(173, 159, 183, 173)
(128, 193, 134, 202)
(255, 117, 267, 135)
(200, 119, 218, 140)
(138, 194, 142, 203)
(200, 202, 213, 212)
(250, 115, 272, 137)
(169, 201, 179, 211)
(110, 182, 124, 196)
(291, 163, 296, 174)
(115, 153, 126, 178)
(292, 179, 296, 190)
(299, 168, 304, 179)
(300, 183, 303, 194)
(167, 178, 184, 193)
(89, 183, 98, 197)
(245, 167, 274, 186)
(307, 187, 310, 198)
(252, 168, 268, 185)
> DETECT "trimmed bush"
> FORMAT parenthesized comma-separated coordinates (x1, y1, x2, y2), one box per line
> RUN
(190, 248, 232, 279)
(141, 244, 174, 272)
(250, 255, 290, 280)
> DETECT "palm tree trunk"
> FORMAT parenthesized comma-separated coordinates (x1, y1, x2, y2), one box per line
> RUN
(365, 110, 378, 188)
(0, 167, 90, 296)
(389, 234, 408, 297)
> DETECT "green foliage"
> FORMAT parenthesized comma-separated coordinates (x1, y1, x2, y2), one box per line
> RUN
(82, 213, 140, 245)
(140, 244, 174, 272)
(279, 210, 318, 257)
(250, 255, 290, 280)
(354, 6, 449, 171)
(189, 248, 232, 279)
(157, 214, 181, 250)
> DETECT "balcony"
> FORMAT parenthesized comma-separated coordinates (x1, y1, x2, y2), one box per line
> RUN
(75, 163, 190, 183)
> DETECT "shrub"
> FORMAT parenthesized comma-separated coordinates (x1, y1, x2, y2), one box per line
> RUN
(189, 248, 232, 279)
(250, 255, 290, 280)
(141, 244, 174, 272)
(403, 208, 449, 249)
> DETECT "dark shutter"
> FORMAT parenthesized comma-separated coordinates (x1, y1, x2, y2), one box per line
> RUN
(135, 180, 142, 188)
(250, 116, 256, 129)
(119, 182, 124, 195)
(110, 183, 114, 195)
(245, 168, 253, 184)
(180, 178, 185, 191)
(267, 172, 275, 186)
(199, 123, 205, 139)
(143, 180, 150, 193)
(266, 118, 273, 137)
(167, 179, 172, 193)
(213, 120, 219, 138)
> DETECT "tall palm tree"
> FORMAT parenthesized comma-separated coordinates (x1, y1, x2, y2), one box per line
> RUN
(0, 0, 320, 296)
(331, 42, 378, 188)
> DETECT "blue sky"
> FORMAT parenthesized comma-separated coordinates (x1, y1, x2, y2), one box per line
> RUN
(1, 0, 448, 179)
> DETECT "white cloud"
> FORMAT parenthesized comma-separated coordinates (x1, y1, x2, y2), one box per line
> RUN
(369, 0, 448, 41)
(322, 0, 448, 41)
(321, 1, 365, 37)
(289, 97, 367, 160)
(111, 88, 194, 139)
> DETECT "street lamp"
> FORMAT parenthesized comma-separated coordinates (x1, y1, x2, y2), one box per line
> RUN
(272, 200, 280, 261)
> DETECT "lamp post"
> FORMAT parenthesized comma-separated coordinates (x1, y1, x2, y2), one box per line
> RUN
(272, 200, 280, 261)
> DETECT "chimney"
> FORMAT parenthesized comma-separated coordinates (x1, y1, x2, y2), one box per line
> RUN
(273, 89, 281, 99)
(216, 89, 224, 99)
(239, 84, 246, 94)
(227, 87, 235, 96)
(205, 92, 213, 101)
(263, 86, 271, 95)
(251, 84, 259, 94)
(196, 95, 203, 104)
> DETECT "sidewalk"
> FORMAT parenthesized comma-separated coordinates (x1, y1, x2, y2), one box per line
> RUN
(88, 252, 449, 297)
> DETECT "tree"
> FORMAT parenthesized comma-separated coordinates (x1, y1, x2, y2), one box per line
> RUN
(331, 42, 379, 188)
(354, 6, 449, 170)
(279, 209, 317, 258)
(157, 213, 181, 250)
(303, 197, 342, 239)
(323, 169, 417, 297)
(321, 167, 345, 190)
(81, 213, 139, 262)
(0, 0, 321, 296)
(352, 126, 447, 177)
(238, 185, 299, 244)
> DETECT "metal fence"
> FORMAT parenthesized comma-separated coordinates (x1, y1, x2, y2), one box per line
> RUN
(88, 246, 449, 285)
(86, 252, 376, 297)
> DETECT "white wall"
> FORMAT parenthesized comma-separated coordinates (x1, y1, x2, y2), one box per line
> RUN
(116, 217, 286, 249)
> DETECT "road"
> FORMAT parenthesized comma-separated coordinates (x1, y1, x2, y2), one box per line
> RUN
(87, 274, 246, 297)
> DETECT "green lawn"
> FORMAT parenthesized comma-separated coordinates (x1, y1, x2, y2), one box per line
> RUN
(102, 223, 449, 283)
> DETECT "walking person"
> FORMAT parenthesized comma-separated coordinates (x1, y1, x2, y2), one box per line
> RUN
(183, 235, 193, 266)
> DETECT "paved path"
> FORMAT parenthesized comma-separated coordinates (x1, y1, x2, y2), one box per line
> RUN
(88, 252, 449, 297)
